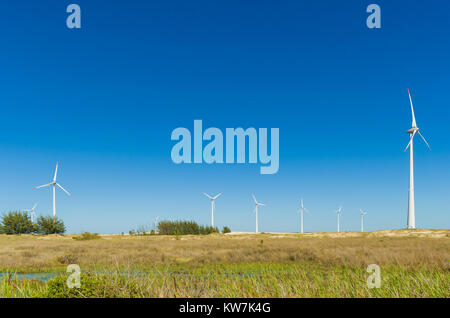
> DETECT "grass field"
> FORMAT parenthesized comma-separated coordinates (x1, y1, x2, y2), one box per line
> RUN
(0, 229, 449, 298)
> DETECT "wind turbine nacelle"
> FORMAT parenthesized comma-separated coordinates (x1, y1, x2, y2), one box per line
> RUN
(407, 128, 418, 134)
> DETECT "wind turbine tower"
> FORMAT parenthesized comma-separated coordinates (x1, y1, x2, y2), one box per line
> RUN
(404, 89, 431, 229)
(153, 216, 160, 231)
(252, 194, 265, 233)
(334, 206, 342, 233)
(297, 198, 308, 234)
(360, 209, 368, 232)
(203, 192, 222, 228)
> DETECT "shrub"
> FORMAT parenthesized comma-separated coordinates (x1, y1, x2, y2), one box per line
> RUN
(37, 216, 65, 234)
(43, 273, 140, 298)
(222, 226, 231, 234)
(72, 232, 100, 241)
(55, 253, 79, 265)
(0, 211, 36, 234)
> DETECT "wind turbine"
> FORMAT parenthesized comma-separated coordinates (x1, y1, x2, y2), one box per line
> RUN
(153, 216, 159, 231)
(203, 192, 222, 228)
(252, 194, 265, 233)
(404, 89, 431, 229)
(297, 198, 308, 234)
(24, 203, 38, 223)
(33, 162, 72, 219)
(334, 206, 342, 233)
(360, 209, 368, 232)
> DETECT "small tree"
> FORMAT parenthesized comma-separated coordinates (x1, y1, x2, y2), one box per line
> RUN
(199, 225, 219, 235)
(222, 226, 231, 234)
(37, 216, 65, 234)
(0, 211, 36, 234)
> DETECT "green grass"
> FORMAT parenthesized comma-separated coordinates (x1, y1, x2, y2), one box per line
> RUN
(1, 262, 448, 298)
(1, 231, 448, 297)
(0, 274, 47, 298)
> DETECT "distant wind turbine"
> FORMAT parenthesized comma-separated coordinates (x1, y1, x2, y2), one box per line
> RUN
(153, 216, 159, 231)
(360, 209, 368, 232)
(404, 89, 431, 229)
(33, 162, 71, 219)
(203, 192, 222, 228)
(252, 194, 265, 233)
(24, 203, 38, 223)
(334, 206, 342, 233)
(297, 198, 308, 234)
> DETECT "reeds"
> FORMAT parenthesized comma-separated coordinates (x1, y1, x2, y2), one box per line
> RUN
(1, 262, 448, 298)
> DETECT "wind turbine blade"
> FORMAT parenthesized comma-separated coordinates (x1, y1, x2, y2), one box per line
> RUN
(32, 203, 38, 210)
(404, 131, 416, 152)
(403, 138, 412, 152)
(56, 183, 72, 197)
(213, 192, 222, 200)
(203, 192, 213, 200)
(33, 183, 52, 190)
(252, 194, 258, 205)
(407, 88, 417, 127)
(53, 162, 59, 182)
(417, 131, 431, 151)
(258, 203, 266, 207)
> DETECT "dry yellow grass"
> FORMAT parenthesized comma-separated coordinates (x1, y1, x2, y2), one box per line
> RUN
(0, 229, 449, 272)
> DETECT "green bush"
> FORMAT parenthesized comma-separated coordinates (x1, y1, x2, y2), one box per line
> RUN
(0, 211, 36, 234)
(42, 273, 140, 298)
(72, 232, 100, 241)
(222, 226, 231, 234)
(157, 220, 219, 235)
(37, 216, 65, 234)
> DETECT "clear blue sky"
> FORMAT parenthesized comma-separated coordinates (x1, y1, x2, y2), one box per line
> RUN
(0, 1, 449, 233)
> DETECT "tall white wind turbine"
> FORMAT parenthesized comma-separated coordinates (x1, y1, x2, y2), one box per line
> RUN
(297, 198, 309, 234)
(404, 89, 431, 229)
(24, 203, 38, 223)
(334, 206, 342, 233)
(252, 194, 265, 233)
(360, 209, 368, 232)
(33, 162, 72, 219)
(203, 192, 222, 228)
